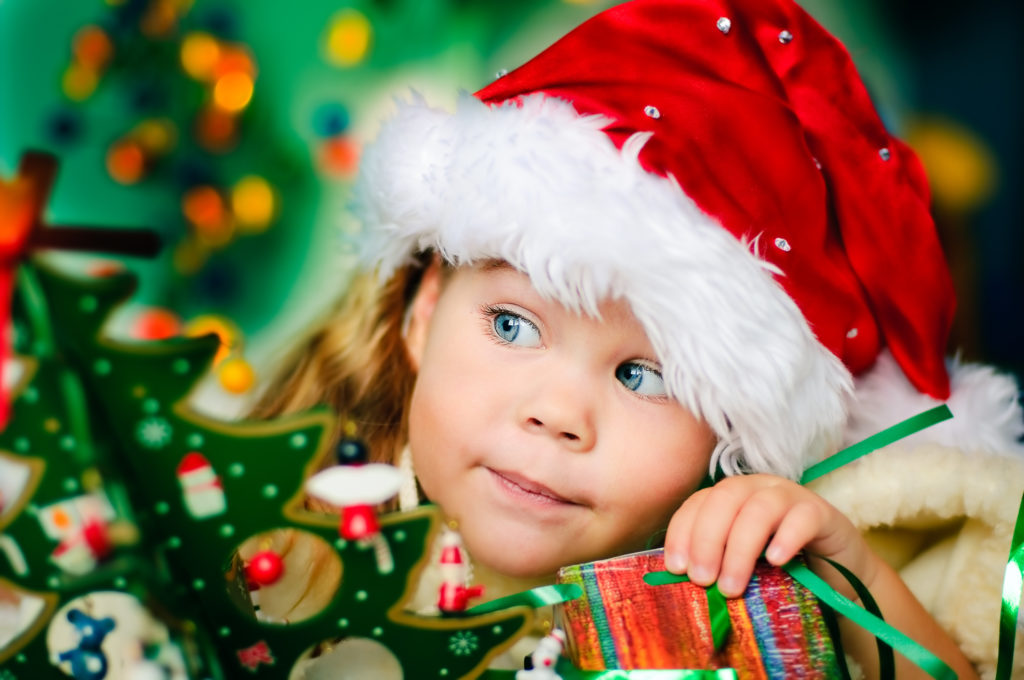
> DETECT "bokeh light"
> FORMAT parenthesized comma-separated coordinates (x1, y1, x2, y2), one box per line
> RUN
(324, 9, 372, 67)
(319, 136, 359, 177)
(218, 356, 255, 393)
(181, 31, 221, 81)
(62, 63, 99, 101)
(231, 175, 276, 233)
(183, 185, 226, 229)
(106, 140, 146, 184)
(213, 71, 254, 112)
(134, 118, 178, 155)
(72, 25, 113, 70)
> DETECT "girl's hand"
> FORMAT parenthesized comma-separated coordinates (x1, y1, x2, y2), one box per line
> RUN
(662, 474, 873, 598)
(662, 474, 980, 679)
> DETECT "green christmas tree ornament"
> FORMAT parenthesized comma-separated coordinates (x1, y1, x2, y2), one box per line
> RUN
(0, 260, 537, 679)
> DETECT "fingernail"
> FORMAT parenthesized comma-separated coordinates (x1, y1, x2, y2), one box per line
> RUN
(765, 545, 785, 564)
(664, 552, 687, 574)
(688, 564, 711, 584)
(718, 575, 741, 597)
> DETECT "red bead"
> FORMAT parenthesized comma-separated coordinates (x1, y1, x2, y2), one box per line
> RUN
(246, 550, 283, 586)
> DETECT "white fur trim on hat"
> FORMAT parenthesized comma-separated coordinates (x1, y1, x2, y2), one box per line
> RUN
(353, 93, 852, 479)
(845, 350, 1024, 456)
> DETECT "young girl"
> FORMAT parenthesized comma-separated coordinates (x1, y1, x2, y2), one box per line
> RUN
(254, 0, 1024, 676)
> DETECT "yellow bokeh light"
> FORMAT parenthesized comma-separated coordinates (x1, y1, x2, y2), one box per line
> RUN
(219, 356, 256, 394)
(908, 117, 997, 215)
(62, 63, 98, 101)
(325, 9, 372, 67)
(181, 32, 220, 81)
(213, 71, 254, 112)
(133, 118, 177, 154)
(231, 175, 276, 233)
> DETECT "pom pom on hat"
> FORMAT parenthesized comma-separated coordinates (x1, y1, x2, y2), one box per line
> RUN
(353, 0, 1015, 477)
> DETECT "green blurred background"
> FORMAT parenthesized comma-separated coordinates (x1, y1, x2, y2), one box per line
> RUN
(1, 0, 1020, 409)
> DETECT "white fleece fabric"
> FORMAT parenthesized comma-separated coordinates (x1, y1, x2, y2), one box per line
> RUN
(809, 442, 1024, 679)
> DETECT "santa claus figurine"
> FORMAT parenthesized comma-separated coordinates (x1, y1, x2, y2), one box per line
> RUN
(176, 452, 226, 519)
(436, 531, 484, 614)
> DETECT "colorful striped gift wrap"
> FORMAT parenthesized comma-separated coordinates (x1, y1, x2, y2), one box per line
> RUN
(556, 549, 842, 678)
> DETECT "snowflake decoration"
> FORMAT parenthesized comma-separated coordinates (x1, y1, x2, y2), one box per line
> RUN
(447, 630, 479, 657)
(136, 417, 173, 449)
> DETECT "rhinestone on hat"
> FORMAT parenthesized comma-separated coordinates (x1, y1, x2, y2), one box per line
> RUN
(846, 328, 859, 339)
(494, 68, 508, 79)
(778, 30, 793, 44)
(878, 147, 892, 161)
(644, 105, 661, 119)
(716, 17, 732, 34)
(774, 237, 792, 252)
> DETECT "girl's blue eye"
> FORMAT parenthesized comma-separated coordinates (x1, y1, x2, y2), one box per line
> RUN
(615, 362, 667, 397)
(492, 312, 541, 347)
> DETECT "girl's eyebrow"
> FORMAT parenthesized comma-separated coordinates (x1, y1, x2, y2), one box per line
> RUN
(481, 259, 513, 271)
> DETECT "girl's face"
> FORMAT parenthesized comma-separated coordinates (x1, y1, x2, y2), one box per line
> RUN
(404, 261, 715, 578)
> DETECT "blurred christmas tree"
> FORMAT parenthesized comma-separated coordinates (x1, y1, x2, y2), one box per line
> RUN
(1, 152, 532, 678)
(0, 0, 614, 399)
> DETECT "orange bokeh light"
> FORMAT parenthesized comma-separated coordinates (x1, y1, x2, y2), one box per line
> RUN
(213, 71, 254, 112)
(106, 140, 146, 184)
(73, 25, 113, 70)
(182, 185, 225, 228)
(320, 137, 360, 177)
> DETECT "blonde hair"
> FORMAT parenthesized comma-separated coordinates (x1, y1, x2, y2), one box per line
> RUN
(253, 258, 428, 467)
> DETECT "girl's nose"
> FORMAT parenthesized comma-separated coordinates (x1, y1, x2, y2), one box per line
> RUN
(519, 373, 597, 452)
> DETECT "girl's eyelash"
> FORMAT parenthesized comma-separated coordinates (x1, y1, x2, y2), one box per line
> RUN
(480, 304, 540, 344)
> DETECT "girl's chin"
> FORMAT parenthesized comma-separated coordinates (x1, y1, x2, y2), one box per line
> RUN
(462, 534, 572, 580)
(463, 531, 630, 581)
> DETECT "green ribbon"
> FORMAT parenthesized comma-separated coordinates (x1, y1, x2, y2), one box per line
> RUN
(481, 666, 737, 679)
(643, 572, 730, 651)
(816, 557, 894, 680)
(799, 404, 953, 484)
(995, 490, 1024, 680)
(783, 560, 956, 679)
(464, 583, 584, 616)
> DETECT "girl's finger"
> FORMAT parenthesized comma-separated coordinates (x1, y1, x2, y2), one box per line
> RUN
(716, 487, 791, 597)
(663, 487, 709, 573)
(683, 478, 759, 586)
(764, 498, 824, 566)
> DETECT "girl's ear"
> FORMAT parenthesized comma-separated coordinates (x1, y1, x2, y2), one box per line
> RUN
(403, 257, 442, 371)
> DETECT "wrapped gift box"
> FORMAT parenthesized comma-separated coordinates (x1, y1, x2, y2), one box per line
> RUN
(556, 549, 842, 678)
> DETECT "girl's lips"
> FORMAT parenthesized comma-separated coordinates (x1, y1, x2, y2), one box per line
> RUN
(487, 468, 579, 506)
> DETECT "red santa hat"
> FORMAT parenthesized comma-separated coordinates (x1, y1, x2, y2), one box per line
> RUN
(355, 0, 1024, 478)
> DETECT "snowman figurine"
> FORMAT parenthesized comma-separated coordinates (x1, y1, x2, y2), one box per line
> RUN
(517, 628, 566, 679)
